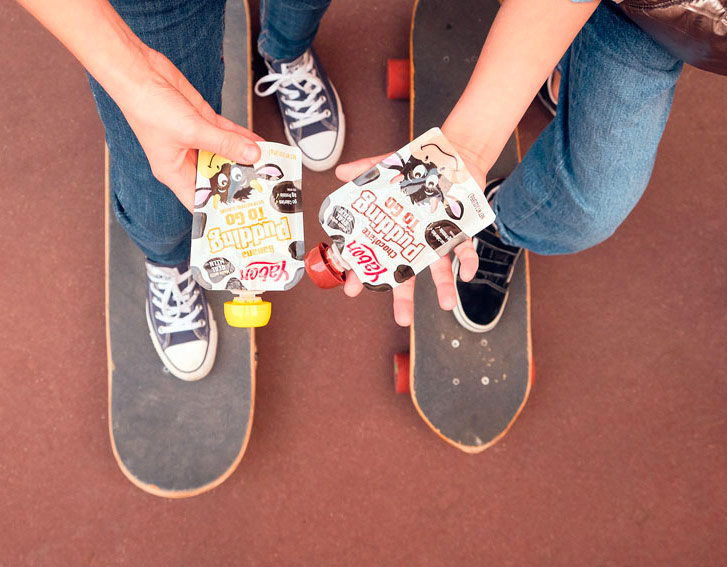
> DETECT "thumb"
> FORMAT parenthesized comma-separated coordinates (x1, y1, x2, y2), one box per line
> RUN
(192, 118, 262, 164)
(335, 153, 390, 183)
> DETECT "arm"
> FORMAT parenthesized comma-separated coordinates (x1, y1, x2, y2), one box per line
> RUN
(16, 0, 262, 211)
(443, 0, 600, 180)
(336, 0, 600, 326)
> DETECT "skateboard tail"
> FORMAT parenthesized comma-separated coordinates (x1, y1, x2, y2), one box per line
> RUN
(409, 253, 533, 454)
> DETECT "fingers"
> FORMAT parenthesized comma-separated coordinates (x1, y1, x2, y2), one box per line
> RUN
(192, 118, 262, 165)
(453, 239, 478, 282)
(335, 153, 390, 182)
(344, 270, 413, 327)
(428, 256, 457, 311)
(153, 53, 265, 149)
(392, 278, 415, 327)
(343, 271, 364, 297)
(214, 114, 265, 143)
(344, 259, 458, 326)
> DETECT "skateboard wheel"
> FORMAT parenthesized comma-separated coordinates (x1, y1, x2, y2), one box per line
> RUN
(387, 59, 410, 100)
(224, 297, 272, 328)
(304, 242, 346, 289)
(394, 352, 410, 394)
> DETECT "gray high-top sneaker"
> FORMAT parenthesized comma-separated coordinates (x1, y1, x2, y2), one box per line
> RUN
(145, 260, 217, 380)
(255, 47, 345, 172)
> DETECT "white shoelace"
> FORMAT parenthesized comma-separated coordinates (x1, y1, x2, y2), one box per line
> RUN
(254, 51, 331, 130)
(147, 265, 204, 335)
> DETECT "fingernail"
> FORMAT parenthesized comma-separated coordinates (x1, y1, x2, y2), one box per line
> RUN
(244, 145, 259, 163)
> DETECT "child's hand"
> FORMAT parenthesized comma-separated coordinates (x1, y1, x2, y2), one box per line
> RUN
(118, 49, 264, 212)
(333, 143, 486, 327)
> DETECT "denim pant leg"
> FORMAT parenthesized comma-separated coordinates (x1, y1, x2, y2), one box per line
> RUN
(494, 2, 683, 255)
(258, 0, 332, 62)
(89, 0, 226, 265)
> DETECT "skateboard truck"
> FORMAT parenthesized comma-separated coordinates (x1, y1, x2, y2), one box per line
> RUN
(224, 291, 272, 327)
(304, 242, 347, 289)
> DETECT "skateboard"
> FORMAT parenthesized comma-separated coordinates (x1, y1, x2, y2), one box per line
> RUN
(105, 0, 255, 497)
(391, 0, 533, 453)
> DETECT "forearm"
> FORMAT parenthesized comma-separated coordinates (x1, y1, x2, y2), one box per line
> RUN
(444, 0, 600, 172)
(16, 0, 153, 105)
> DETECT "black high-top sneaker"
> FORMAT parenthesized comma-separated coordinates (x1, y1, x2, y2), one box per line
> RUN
(452, 179, 522, 332)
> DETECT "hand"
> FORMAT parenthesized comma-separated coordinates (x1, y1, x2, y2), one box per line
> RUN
(116, 49, 264, 211)
(333, 138, 488, 327)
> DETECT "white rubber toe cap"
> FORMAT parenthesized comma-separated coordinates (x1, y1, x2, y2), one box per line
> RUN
(292, 109, 346, 172)
(165, 341, 208, 372)
(298, 131, 337, 160)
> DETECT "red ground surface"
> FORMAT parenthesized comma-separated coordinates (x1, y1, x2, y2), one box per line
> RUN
(2, 1, 726, 565)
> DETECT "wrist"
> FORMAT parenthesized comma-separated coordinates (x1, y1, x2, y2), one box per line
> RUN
(88, 30, 155, 106)
(442, 115, 499, 186)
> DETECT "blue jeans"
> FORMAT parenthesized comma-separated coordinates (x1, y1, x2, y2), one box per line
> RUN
(92, 1, 681, 264)
(90, 0, 329, 265)
(494, 2, 683, 254)
(258, 0, 332, 62)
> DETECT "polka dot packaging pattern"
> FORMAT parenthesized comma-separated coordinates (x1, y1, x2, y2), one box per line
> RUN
(191, 142, 304, 327)
(305, 128, 496, 290)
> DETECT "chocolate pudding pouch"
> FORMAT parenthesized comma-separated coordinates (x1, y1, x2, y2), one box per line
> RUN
(317, 128, 495, 290)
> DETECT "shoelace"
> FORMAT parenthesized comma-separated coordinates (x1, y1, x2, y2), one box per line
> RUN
(254, 52, 331, 129)
(467, 226, 521, 293)
(148, 266, 204, 335)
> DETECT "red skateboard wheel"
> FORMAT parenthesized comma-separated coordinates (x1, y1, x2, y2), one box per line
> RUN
(387, 59, 410, 100)
(394, 352, 410, 394)
(304, 242, 346, 289)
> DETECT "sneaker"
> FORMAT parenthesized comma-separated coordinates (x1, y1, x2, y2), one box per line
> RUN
(145, 260, 217, 380)
(254, 47, 345, 172)
(452, 179, 522, 333)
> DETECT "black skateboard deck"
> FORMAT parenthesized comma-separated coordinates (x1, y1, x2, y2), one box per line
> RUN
(105, 0, 254, 497)
(408, 0, 532, 453)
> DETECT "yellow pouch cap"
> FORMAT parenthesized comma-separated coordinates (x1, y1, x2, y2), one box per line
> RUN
(224, 297, 272, 328)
